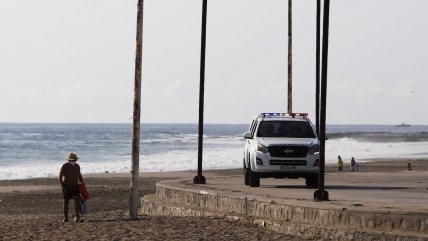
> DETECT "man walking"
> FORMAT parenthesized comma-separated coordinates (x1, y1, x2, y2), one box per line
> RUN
(351, 157, 358, 172)
(59, 152, 84, 222)
(337, 155, 344, 173)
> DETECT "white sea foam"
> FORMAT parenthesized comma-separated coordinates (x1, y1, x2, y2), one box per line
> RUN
(326, 139, 428, 162)
(3, 139, 427, 180)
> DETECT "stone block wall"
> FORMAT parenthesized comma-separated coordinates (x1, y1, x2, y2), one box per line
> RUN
(154, 183, 428, 238)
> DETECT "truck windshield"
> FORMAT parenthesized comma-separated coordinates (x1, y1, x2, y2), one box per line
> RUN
(257, 121, 316, 138)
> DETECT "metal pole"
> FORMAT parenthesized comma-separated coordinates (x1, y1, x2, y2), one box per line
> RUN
(130, 0, 144, 218)
(315, 0, 321, 137)
(314, 0, 330, 201)
(287, 0, 293, 114)
(194, 0, 207, 184)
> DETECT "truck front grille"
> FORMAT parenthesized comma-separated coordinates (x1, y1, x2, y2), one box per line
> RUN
(268, 145, 309, 158)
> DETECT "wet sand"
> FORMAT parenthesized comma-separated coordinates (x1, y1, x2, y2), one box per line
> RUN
(0, 158, 426, 240)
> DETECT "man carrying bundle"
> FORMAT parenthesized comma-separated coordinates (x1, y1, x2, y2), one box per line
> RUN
(59, 152, 84, 222)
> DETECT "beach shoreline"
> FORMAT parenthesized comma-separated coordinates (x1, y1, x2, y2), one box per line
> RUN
(1, 157, 427, 240)
(89, 157, 428, 178)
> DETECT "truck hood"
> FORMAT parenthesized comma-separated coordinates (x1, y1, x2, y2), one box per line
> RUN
(256, 137, 318, 147)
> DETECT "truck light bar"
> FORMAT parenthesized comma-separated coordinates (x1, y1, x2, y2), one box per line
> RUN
(261, 113, 308, 119)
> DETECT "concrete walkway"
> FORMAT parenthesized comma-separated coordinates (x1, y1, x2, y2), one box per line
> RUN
(141, 171, 428, 240)
(201, 171, 428, 212)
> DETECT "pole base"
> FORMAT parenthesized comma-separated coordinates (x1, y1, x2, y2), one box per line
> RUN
(193, 175, 206, 184)
(314, 189, 329, 201)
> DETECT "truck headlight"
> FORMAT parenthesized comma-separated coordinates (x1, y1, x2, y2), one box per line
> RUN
(257, 143, 269, 153)
(309, 144, 320, 154)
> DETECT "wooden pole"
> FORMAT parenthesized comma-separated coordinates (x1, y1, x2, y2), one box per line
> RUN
(194, 0, 207, 184)
(314, 0, 330, 201)
(287, 0, 292, 114)
(130, 0, 144, 219)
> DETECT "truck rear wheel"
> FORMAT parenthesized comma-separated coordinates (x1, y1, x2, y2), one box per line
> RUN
(305, 174, 319, 188)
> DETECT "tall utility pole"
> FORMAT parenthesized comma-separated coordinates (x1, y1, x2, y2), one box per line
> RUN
(315, 0, 321, 137)
(314, 0, 330, 202)
(194, 0, 208, 184)
(130, 0, 144, 219)
(287, 0, 293, 113)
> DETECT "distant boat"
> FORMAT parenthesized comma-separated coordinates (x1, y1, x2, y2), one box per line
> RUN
(395, 123, 411, 127)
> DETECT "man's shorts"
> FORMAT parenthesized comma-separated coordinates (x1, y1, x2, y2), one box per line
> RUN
(62, 185, 80, 200)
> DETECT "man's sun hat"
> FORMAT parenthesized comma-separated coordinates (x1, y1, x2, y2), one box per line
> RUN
(66, 152, 79, 161)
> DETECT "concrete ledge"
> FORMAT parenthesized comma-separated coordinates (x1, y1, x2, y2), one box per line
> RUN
(140, 177, 428, 240)
(141, 195, 426, 241)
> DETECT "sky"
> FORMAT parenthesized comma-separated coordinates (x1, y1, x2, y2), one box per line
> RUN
(0, 0, 427, 125)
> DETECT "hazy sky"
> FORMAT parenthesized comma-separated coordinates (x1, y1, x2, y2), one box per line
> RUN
(1, 0, 427, 124)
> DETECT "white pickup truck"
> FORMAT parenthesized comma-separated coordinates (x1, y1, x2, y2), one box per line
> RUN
(243, 113, 320, 187)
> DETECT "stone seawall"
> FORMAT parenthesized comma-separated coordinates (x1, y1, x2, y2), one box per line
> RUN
(140, 179, 428, 241)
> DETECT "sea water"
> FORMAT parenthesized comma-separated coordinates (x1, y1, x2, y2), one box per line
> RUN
(1, 123, 428, 180)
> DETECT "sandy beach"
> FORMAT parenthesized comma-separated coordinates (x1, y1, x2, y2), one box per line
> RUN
(1, 158, 427, 240)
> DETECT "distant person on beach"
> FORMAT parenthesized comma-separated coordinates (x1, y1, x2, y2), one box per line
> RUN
(59, 152, 84, 222)
(351, 157, 358, 172)
(337, 155, 344, 173)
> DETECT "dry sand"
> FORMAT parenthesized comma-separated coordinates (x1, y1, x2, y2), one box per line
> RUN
(0, 172, 300, 240)
(0, 158, 427, 240)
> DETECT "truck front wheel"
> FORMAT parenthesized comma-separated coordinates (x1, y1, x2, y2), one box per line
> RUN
(249, 166, 260, 187)
(244, 161, 249, 185)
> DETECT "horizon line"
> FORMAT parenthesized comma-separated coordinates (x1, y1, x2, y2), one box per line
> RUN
(0, 122, 425, 126)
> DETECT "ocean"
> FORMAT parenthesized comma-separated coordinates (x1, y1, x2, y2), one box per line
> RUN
(1, 123, 428, 180)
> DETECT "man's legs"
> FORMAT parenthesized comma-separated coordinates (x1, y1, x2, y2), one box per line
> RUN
(73, 195, 81, 221)
(63, 199, 69, 222)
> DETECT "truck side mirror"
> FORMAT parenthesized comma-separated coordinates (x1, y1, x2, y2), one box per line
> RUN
(243, 132, 253, 139)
